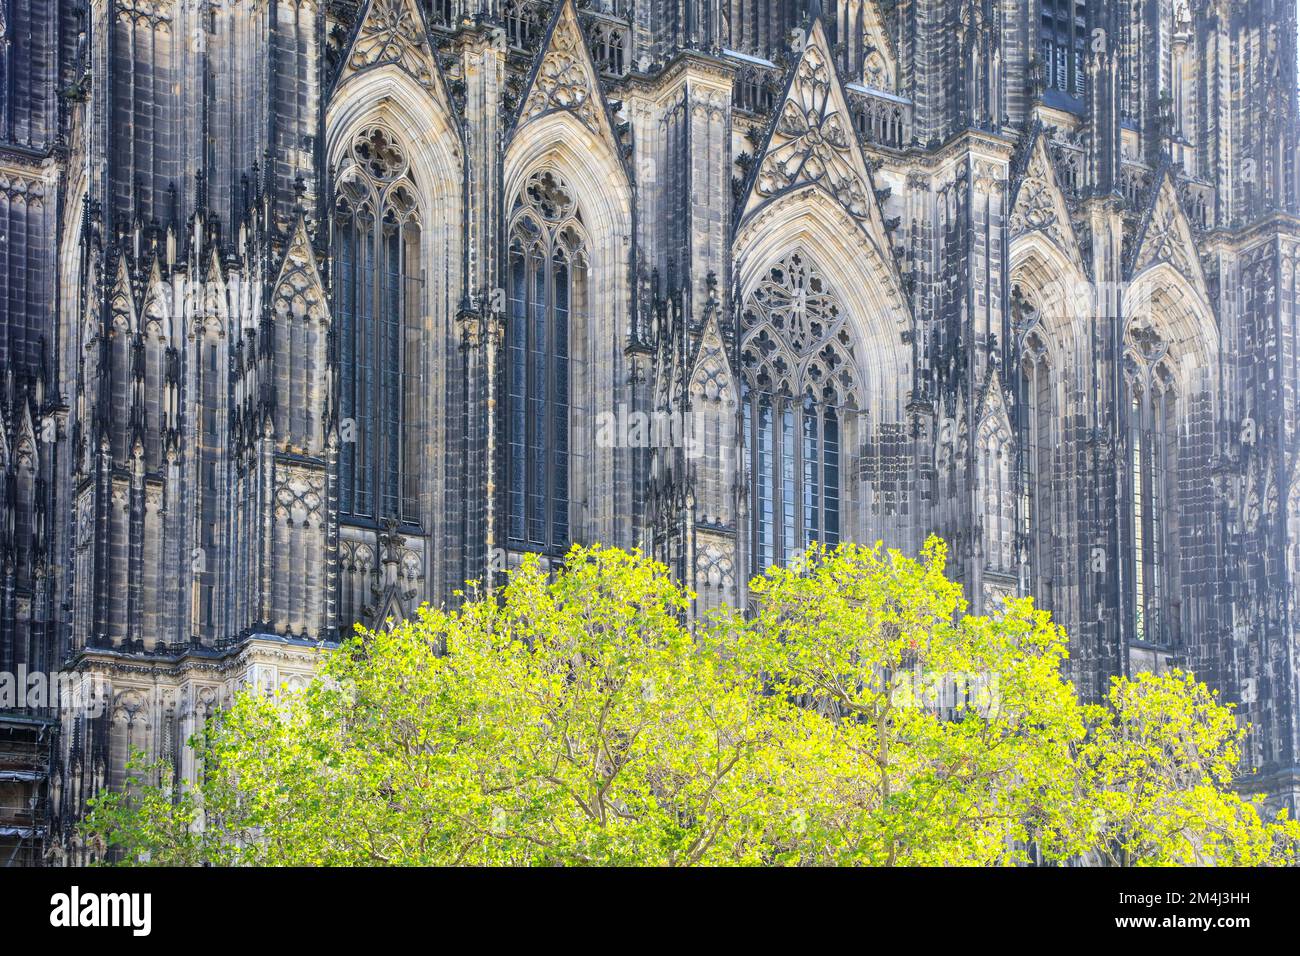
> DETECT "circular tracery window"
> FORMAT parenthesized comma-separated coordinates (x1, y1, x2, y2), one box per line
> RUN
(351, 126, 408, 182)
(741, 250, 860, 408)
(523, 170, 578, 223)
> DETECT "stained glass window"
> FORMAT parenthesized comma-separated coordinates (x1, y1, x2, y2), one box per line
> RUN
(333, 126, 423, 524)
(1128, 371, 1176, 646)
(507, 170, 585, 553)
(740, 251, 858, 572)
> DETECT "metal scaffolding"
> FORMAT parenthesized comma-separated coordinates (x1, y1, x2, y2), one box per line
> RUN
(0, 715, 56, 867)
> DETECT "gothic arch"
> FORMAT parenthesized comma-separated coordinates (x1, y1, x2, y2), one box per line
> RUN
(504, 110, 632, 257)
(1121, 262, 1218, 650)
(141, 275, 172, 343)
(326, 70, 463, 629)
(326, 63, 463, 278)
(326, 63, 463, 345)
(736, 246, 855, 575)
(975, 378, 1016, 576)
(504, 111, 634, 549)
(502, 168, 588, 553)
(194, 253, 229, 339)
(139, 278, 172, 471)
(733, 189, 908, 576)
(1124, 260, 1219, 399)
(107, 283, 134, 463)
(1009, 230, 1090, 362)
(733, 189, 909, 420)
(1007, 233, 1092, 620)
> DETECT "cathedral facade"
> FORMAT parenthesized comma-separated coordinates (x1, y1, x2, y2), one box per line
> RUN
(0, 0, 1298, 864)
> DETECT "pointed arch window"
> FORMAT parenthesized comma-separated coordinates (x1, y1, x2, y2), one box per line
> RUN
(333, 126, 423, 524)
(141, 307, 168, 471)
(108, 310, 132, 461)
(1018, 328, 1055, 592)
(979, 413, 1016, 574)
(507, 171, 586, 553)
(740, 251, 856, 572)
(1127, 363, 1177, 646)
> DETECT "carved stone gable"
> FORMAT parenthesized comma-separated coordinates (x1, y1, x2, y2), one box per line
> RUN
(517, 0, 614, 148)
(1009, 134, 1084, 271)
(339, 0, 453, 113)
(1131, 173, 1206, 291)
(271, 219, 329, 325)
(752, 28, 870, 220)
(688, 310, 736, 407)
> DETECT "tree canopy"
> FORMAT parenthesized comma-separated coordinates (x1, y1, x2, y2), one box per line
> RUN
(83, 540, 1300, 866)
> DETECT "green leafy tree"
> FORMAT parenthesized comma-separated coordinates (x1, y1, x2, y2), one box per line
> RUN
(718, 539, 1090, 865)
(81, 540, 1299, 867)
(79, 750, 213, 866)
(1078, 670, 1300, 866)
(88, 547, 784, 865)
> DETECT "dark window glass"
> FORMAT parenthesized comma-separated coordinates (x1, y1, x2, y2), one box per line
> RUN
(506, 172, 585, 554)
(333, 128, 422, 525)
(740, 251, 857, 573)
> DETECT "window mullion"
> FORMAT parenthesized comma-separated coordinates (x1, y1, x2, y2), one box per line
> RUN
(773, 396, 783, 564)
(372, 226, 383, 517)
(545, 242, 555, 551)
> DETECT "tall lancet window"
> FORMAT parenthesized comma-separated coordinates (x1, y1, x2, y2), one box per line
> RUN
(1127, 366, 1176, 646)
(506, 171, 586, 553)
(740, 251, 857, 573)
(1019, 329, 1055, 592)
(333, 126, 423, 524)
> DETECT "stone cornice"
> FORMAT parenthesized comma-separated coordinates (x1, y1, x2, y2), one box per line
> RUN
(1200, 213, 1300, 252)
(66, 634, 335, 681)
(618, 49, 738, 101)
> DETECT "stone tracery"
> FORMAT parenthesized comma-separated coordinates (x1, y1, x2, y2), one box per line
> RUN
(6, 0, 1300, 860)
(740, 249, 861, 408)
(754, 40, 871, 221)
(740, 250, 859, 573)
(506, 169, 588, 553)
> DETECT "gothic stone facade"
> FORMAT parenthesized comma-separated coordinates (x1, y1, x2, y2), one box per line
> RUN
(0, 0, 1298, 863)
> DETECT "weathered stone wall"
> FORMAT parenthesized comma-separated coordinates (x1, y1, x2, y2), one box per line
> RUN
(2, 0, 1298, 858)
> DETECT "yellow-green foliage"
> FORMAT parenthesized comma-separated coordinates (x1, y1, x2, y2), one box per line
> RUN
(82, 540, 1300, 866)
(1081, 670, 1300, 866)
